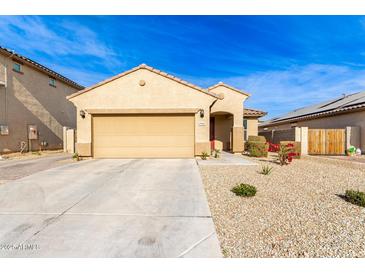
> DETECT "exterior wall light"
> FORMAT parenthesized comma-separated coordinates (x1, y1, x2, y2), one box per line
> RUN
(199, 109, 204, 118)
(80, 110, 86, 119)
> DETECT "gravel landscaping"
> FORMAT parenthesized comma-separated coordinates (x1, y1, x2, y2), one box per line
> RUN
(200, 154, 365, 257)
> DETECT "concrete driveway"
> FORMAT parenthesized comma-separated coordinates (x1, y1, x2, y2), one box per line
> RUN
(0, 159, 221, 257)
(0, 153, 71, 184)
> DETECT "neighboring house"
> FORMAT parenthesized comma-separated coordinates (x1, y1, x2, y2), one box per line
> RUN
(259, 91, 365, 151)
(0, 47, 83, 153)
(68, 64, 262, 158)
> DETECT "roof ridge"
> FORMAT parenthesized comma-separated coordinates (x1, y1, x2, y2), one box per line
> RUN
(67, 64, 223, 100)
(208, 81, 251, 97)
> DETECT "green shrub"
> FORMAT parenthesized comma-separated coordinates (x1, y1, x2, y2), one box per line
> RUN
(259, 165, 273, 175)
(345, 190, 365, 207)
(246, 141, 268, 157)
(248, 135, 266, 143)
(231, 183, 257, 197)
(201, 151, 209, 160)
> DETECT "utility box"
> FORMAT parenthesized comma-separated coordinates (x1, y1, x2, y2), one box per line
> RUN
(0, 125, 9, 135)
(28, 125, 38, 140)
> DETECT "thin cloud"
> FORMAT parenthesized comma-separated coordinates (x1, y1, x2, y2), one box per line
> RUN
(0, 16, 117, 59)
(184, 64, 365, 119)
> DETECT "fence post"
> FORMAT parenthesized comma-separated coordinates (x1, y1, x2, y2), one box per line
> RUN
(300, 127, 308, 155)
(63, 126, 68, 153)
(295, 127, 301, 142)
(66, 129, 75, 154)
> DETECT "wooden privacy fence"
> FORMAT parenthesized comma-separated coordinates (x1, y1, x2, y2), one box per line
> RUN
(308, 129, 345, 155)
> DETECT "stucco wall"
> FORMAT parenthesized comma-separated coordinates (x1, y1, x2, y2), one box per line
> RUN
(246, 118, 258, 137)
(0, 54, 78, 153)
(259, 110, 365, 151)
(209, 85, 248, 153)
(70, 68, 217, 156)
(210, 85, 247, 127)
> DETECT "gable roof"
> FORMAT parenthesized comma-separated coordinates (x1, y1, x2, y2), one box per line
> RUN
(0, 46, 84, 90)
(243, 108, 267, 118)
(260, 91, 365, 127)
(67, 64, 223, 100)
(208, 82, 251, 97)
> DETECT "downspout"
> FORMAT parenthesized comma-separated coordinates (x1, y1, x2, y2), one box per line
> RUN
(209, 98, 218, 111)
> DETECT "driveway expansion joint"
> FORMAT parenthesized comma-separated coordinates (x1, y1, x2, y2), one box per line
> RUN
(177, 231, 216, 257)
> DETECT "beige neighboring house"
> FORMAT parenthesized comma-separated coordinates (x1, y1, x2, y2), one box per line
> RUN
(259, 91, 365, 151)
(68, 64, 264, 158)
(0, 46, 83, 153)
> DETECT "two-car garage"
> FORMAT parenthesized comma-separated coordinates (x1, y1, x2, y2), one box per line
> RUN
(92, 114, 195, 158)
(67, 64, 223, 158)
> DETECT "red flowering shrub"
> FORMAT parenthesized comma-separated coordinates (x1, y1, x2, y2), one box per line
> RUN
(267, 142, 300, 165)
(268, 142, 279, 152)
(277, 143, 299, 165)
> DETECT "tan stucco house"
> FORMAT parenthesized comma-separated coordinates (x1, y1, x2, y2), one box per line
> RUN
(68, 64, 264, 158)
(0, 46, 83, 153)
(259, 91, 365, 151)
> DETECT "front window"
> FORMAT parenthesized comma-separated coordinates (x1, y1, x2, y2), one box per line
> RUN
(243, 119, 248, 141)
(13, 62, 22, 73)
(49, 78, 56, 87)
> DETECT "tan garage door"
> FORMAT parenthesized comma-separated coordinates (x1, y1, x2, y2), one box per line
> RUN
(92, 114, 195, 158)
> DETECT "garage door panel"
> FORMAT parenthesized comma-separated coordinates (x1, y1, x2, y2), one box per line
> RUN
(93, 114, 194, 158)
(94, 116, 193, 135)
(94, 147, 194, 158)
(94, 135, 193, 147)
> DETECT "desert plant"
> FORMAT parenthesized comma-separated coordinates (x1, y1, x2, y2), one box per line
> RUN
(277, 143, 298, 165)
(246, 142, 268, 157)
(231, 183, 257, 197)
(260, 165, 273, 175)
(280, 141, 301, 159)
(213, 148, 221, 158)
(201, 151, 209, 160)
(345, 190, 365, 207)
(72, 152, 80, 161)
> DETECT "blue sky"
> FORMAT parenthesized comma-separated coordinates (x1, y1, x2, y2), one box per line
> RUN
(1, 16, 365, 119)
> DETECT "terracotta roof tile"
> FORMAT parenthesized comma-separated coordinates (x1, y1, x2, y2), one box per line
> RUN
(243, 108, 267, 117)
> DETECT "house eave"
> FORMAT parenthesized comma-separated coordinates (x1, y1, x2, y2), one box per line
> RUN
(259, 104, 365, 128)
